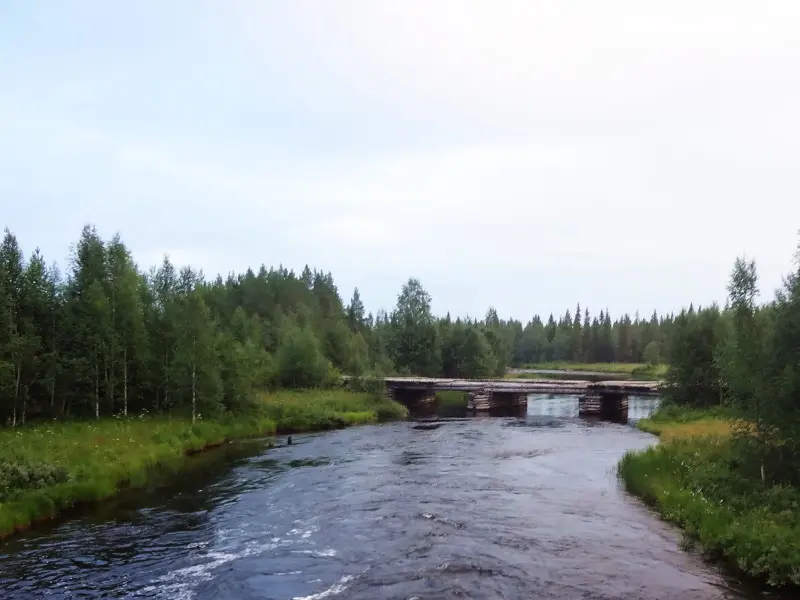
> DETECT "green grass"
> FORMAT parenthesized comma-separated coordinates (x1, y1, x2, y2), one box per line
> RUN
(523, 361, 645, 373)
(619, 406, 800, 587)
(256, 388, 408, 431)
(634, 404, 736, 440)
(503, 372, 550, 380)
(0, 390, 407, 539)
(520, 362, 668, 379)
(435, 391, 469, 416)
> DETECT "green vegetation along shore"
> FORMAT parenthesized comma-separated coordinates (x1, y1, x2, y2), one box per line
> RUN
(618, 238, 800, 588)
(619, 406, 800, 586)
(435, 390, 469, 416)
(0, 390, 406, 539)
(516, 362, 668, 379)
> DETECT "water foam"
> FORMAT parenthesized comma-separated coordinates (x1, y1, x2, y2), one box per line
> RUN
(292, 575, 353, 600)
(143, 532, 282, 599)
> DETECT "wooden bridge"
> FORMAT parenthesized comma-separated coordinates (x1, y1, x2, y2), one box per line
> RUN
(376, 376, 662, 419)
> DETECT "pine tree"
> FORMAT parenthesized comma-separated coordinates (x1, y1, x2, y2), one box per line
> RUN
(347, 287, 366, 332)
(17, 249, 52, 424)
(581, 308, 591, 362)
(572, 303, 582, 360)
(0, 229, 25, 426)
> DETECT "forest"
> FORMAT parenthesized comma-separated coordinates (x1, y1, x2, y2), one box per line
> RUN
(0, 225, 675, 427)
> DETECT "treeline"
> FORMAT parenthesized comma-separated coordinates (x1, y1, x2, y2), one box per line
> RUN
(663, 241, 800, 484)
(379, 285, 673, 378)
(0, 225, 369, 426)
(490, 305, 670, 367)
(0, 225, 676, 426)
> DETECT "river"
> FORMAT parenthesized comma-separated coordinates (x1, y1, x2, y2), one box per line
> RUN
(0, 396, 775, 599)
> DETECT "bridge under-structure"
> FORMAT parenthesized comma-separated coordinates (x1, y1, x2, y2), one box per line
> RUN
(378, 377, 662, 419)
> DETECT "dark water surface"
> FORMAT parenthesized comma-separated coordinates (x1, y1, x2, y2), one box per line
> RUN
(0, 396, 776, 599)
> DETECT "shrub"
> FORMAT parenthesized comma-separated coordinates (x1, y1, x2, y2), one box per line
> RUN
(0, 459, 69, 502)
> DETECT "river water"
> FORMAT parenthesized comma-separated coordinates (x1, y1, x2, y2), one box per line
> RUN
(0, 396, 775, 599)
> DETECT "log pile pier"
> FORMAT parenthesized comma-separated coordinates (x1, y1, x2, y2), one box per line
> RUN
(369, 376, 661, 419)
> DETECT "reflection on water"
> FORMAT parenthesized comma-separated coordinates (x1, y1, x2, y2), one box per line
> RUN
(527, 394, 580, 419)
(527, 394, 661, 423)
(627, 396, 662, 422)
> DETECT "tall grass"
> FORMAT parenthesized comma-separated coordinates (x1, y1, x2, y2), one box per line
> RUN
(0, 390, 407, 539)
(435, 391, 469, 417)
(0, 416, 275, 538)
(522, 361, 643, 373)
(256, 389, 408, 431)
(520, 362, 668, 379)
(503, 372, 559, 380)
(619, 405, 800, 586)
(635, 404, 735, 442)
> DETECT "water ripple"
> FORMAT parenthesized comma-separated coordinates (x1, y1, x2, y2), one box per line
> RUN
(0, 398, 781, 599)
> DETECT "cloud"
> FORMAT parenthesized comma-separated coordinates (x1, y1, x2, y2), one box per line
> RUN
(2, 1, 800, 319)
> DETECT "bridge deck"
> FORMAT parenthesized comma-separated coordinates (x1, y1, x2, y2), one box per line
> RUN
(378, 376, 661, 396)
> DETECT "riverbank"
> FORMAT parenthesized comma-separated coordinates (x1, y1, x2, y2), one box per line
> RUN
(513, 362, 667, 380)
(435, 390, 469, 417)
(0, 390, 407, 539)
(619, 407, 800, 587)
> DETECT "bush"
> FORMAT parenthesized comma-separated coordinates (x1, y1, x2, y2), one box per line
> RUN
(619, 439, 800, 586)
(0, 459, 69, 502)
(620, 408, 800, 587)
(256, 389, 406, 431)
(347, 372, 387, 398)
(374, 399, 408, 422)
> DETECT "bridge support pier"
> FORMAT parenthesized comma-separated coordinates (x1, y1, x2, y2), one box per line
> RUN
(579, 392, 628, 422)
(389, 386, 437, 417)
(376, 377, 657, 421)
(468, 390, 526, 415)
(467, 389, 490, 413)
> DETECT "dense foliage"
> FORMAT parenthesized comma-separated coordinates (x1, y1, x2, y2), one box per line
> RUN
(0, 225, 676, 427)
(662, 239, 800, 485)
(0, 226, 382, 426)
(619, 237, 800, 587)
(619, 425, 800, 586)
(620, 406, 800, 587)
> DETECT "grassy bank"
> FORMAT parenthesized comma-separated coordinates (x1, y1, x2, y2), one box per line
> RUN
(0, 390, 407, 539)
(503, 372, 551, 380)
(257, 388, 408, 431)
(619, 407, 800, 586)
(435, 391, 469, 416)
(519, 362, 668, 379)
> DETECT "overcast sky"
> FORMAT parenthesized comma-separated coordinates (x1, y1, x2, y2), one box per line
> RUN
(2, 1, 799, 320)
